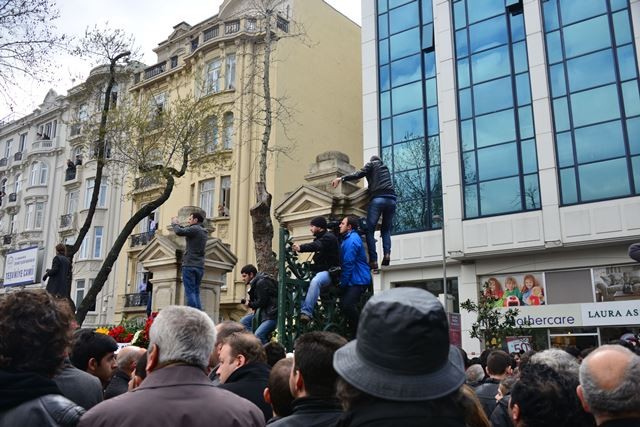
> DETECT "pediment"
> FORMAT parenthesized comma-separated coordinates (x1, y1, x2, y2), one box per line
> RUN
(275, 185, 334, 219)
(168, 22, 191, 41)
(138, 234, 237, 272)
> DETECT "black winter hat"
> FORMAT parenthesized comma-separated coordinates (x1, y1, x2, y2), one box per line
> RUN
(310, 216, 327, 229)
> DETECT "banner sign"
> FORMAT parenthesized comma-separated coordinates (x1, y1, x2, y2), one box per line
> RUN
(3, 246, 39, 287)
(506, 336, 533, 353)
(581, 300, 640, 326)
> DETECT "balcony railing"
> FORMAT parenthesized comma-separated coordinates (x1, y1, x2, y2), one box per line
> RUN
(124, 292, 149, 308)
(130, 231, 155, 247)
(277, 16, 289, 32)
(60, 213, 74, 229)
(144, 61, 166, 80)
(0, 158, 7, 167)
(203, 26, 219, 41)
(2, 235, 11, 245)
(32, 140, 53, 150)
(8, 193, 17, 202)
(225, 20, 240, 34)
(65, 167, 77, 181)
(13, 152, 22, 161)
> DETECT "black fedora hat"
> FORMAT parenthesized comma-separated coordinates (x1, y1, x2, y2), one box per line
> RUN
(333, 287, 465, 401)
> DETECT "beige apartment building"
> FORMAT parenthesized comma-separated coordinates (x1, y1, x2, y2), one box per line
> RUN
(114, 0, 362, 321)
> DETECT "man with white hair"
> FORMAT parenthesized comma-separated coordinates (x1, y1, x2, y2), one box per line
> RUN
(104, 346, 145, 399)
(577, 344, 640, 426)
(78, 306, 264, 427)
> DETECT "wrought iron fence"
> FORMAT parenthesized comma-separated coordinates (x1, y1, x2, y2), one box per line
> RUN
(276, 227, 373, 351)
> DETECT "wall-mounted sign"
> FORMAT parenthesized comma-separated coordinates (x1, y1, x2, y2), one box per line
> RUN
(3, 246, 39, 287)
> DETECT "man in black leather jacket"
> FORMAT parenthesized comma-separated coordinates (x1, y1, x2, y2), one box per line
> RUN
(0, 290, 84, 426)
(292, 216, 340, 323)
(332, 156, 396, 270)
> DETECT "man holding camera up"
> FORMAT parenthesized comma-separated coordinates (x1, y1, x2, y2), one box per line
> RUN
(338, 216, 371, 336)
(292, 216, 340, 324)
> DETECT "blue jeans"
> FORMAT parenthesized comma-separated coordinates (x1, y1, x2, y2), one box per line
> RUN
(366, 196, 397, 263)
(182, 266, 204, 310)
(240, 313, 276, 344)
(301, 271, 332, 317)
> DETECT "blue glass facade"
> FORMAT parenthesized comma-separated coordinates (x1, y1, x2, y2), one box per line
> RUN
(453, 0, 540, 218)
(543, 0, 640, 204)
(377, 0, 441, 233)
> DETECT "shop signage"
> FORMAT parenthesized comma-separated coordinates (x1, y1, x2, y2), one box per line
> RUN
(508, 304, 581, 328)
(581, 300, 640, 326)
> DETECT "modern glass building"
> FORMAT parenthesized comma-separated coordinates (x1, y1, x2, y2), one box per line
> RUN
(362, 0, 640, 353)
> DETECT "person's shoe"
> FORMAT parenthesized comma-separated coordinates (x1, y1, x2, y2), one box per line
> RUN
(300, 314, 311, 324)
(381, 254, 391, 266)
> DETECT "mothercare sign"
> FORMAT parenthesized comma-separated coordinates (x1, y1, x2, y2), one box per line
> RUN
(507, 300, 640, 328)
(3, 246, 39, 287)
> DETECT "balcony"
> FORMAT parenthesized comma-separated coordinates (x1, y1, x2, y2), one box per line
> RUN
(124, 292, 149, 308)
(143, 61, 166, 80)
(13, 152, 22, 162)
(130, 231, 155, 248)
(7, 192, 17, 204)
(203, 26, 219, 42)
(32, 139, 54, 150)
(225, 20, 240, 34)
(0, 158, 7, 168)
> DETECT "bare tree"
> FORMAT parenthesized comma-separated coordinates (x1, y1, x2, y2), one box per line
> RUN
(0, 0, 65, 112)
(69, 27, 225, 324)
(233, 0, 305, 278)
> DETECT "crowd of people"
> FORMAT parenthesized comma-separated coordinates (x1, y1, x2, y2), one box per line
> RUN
(2, 287, 639, 427)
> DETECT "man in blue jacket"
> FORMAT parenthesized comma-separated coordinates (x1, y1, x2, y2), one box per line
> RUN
(338, 216, 371, 336)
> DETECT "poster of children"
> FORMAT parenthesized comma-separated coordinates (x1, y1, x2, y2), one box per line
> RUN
(480, 273, 546, 307)
(592, 265, 640, 302)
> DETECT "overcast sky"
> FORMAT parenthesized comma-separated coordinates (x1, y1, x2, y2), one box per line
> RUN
(1, 0, 361, 120)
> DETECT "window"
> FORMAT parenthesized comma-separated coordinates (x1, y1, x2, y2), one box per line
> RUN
(542, 0, 639, 204)
(377, 0, 442, 233)
(9, 214, 15, 234)
(37, 120, 57, 140)
(452, 0, 540, 218)
(75, 279, 85, 307)
(226, 54, 236, 89)
(150, 92, 166, 126)
(220, 176, 231, 216)
(30, 161, 48, 186)
(79, 235, 89, 259)
(223, 112, 234, 149)
(18, 133, 26, 152)
(200, 179, 215, 218)
(78, 104, 88, 121)
(206, 59, 222, 94)
(25, 202, 44, 230)
(66, 191, 79, 214)
(74, 279, 96, 311)
(4, 139, 11, 158)
(0, 178, 6, 198)
(13, 173, 21, 193)
(84, 178, 107, 209)
(93, 226, 103, 258)
(204, 116, 219, 152)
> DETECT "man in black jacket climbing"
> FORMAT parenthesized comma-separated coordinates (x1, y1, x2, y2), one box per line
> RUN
(239, 264, 278, 344)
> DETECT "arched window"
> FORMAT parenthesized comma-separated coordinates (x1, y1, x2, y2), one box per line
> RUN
(30, 161, 48, 186)
(223, 112, 234, 149)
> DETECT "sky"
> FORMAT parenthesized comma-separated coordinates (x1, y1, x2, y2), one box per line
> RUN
(0, 0, 361, 120)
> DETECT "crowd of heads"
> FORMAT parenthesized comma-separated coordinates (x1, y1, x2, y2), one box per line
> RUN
(2, 287, 640, 427)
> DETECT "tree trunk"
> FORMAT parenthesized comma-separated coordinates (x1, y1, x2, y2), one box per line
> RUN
(250, 10, 278, 277)
(75, 174, 174, 325)
(66, 51, 129, 300)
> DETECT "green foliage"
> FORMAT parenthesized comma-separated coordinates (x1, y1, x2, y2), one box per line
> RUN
(460, 281, 530, 349)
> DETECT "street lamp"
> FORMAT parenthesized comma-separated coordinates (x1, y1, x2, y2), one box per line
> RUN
(433, 214, 447, 311)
